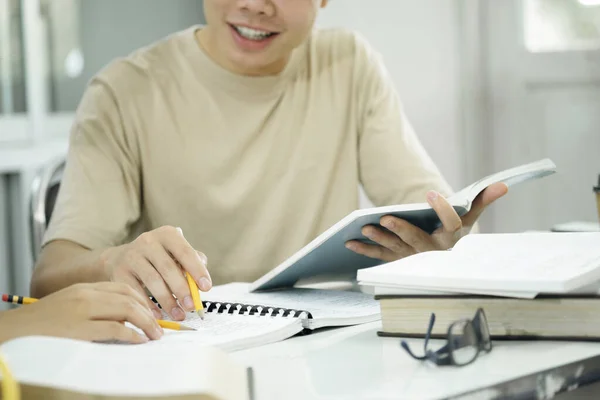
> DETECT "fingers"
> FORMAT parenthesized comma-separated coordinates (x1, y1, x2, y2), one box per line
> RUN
(379, 216, 438, 253)
(89, 321, 151, 344)
(133, 258, 185, 321)
(90, 281, 150, 311)
(462, 183, 508, 227)
(426, 191, 463, 234)
(101, 293, 164, 341)
(146, 243, 195, 312)
(160, 227, 212, 292)
(360, 225, 414, 257)
(345, 240, 401, 262)
(478, 182, 509, 207)
(118, 276, 163, 319)
(83, 291, 163, 341)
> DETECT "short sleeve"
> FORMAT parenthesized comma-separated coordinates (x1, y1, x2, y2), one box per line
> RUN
(42, 74, 142, 250)
(355, 36, 453, 206)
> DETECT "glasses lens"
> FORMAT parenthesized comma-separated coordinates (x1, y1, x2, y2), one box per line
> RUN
(476, 310, 492, 351)
(449, 320, 478, 365)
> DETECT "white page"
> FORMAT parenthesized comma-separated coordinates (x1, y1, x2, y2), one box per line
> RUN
(144, 311, 304, 352)
(357, 232, 600, 293)
(451, 158, 556, 206)
(1, 336, 249, 399)
(203, 283, 380, 322)
(451, 231, 599, 258)
(366, 283, 539, 299)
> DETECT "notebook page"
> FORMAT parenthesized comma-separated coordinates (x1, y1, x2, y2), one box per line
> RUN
(1, 336, 249, 399)
(142, 312, 304, 352)
(203, 283, 380, 323)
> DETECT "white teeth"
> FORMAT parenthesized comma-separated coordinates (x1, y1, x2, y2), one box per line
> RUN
(234, 25, 274, 40)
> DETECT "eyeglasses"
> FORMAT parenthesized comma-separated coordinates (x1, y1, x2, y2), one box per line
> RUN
(400, 308, 492, 366)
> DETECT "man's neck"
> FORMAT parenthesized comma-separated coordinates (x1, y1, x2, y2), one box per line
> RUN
(195, 28, 289, 77)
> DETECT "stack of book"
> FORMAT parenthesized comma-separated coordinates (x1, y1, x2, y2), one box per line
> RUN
(357, 231, 600, 340)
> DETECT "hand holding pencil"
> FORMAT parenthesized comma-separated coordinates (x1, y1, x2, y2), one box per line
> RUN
(0, 283, 192, 345)
(98, 226, 212, 321)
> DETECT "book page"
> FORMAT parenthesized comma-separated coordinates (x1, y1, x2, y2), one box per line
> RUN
(358, 232, 600, 294)
(1, 336, 250, 400)
(203, 283, 380, 322)
(452, 232, 599, 262)
(449, 158, 556, 206)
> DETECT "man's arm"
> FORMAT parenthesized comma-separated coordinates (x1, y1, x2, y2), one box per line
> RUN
(353, 36, 453, 206)
(29, 67, 212, 320)
(29, 70, 142, 296)
(32, 226, 213, 322)
(345, 33, 505, 261)
(30, 240, 109, 298)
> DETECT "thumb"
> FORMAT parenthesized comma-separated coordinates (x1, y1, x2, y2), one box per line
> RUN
(462, 183, 508, 227)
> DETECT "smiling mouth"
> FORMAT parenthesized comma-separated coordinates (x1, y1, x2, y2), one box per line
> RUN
(230, 24, 279, 41)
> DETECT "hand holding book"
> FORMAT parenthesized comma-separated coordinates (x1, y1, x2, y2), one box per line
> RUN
(250, 158, 556, 292)
(345, 182, 509, 262)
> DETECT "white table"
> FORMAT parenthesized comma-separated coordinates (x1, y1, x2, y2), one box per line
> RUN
(232, 322, 600, 400)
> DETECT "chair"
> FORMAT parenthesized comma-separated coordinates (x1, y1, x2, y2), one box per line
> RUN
(30, 157, 66, 262)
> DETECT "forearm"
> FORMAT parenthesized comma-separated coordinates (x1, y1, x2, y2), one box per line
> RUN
(0, 309, 31, 344)
(0, 310, 16, 344)
(30, 240, 112, 298)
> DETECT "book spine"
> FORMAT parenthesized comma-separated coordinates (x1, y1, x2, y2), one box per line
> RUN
(203, 301, 313, 319)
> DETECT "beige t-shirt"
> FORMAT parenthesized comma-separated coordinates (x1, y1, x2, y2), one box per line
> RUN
(44, 26, 452, 285)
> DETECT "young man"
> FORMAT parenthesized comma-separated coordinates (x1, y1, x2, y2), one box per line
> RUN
(30, 0, 507, 320)
(0, 283, 163, 345)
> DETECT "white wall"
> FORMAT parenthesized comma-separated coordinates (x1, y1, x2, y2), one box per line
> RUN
(317, 0, 465, 203)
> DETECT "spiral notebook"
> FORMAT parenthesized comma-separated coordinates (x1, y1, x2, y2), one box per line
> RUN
(150, 283, 381, 351)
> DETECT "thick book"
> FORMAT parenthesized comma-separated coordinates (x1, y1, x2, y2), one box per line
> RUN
(375, 294, 600, 341)
(0, 336, 254, 400)
(150, 283, 381, 351)
(250, 158, 557, 292)
(357, 231, 600, 297)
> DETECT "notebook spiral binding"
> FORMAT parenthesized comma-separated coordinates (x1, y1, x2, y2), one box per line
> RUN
(150, 297, 313, 320)
(203, 301, 314, 320)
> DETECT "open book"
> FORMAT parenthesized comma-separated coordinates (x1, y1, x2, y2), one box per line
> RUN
(357, 232, 600, 297)
(0, 336, 253, 400)
(152, 283, 380, 351)
(250, 158, 557, 292)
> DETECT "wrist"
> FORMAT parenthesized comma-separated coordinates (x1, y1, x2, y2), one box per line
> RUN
(97, 244, 126, 281)
(98, 246, 116, 281)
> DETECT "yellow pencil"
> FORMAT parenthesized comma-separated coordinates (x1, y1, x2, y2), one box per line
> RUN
(175, 227, 205, 319)
(1, 294, 36, 305)
(157, 320, 195, 331)
(0, 351, 20, 400)
(1, 294, 195, 331)
(185, 272, 205, 319)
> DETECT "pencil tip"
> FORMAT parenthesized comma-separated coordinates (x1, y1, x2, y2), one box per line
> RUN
(197, 309, 205, 320)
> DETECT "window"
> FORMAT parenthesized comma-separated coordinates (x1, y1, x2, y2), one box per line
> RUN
(0, 0, 205, 143)
(0, 0, 26, 115)
(524, 0, 600, 52)
(44, 0, 205, 112)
